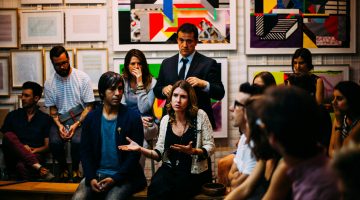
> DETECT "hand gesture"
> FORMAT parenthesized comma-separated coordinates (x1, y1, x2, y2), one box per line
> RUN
(186, 77, 207, 88)
(90, 179, 102, 192)
(142, 116, 154, 128)
(118, 137, 141, 152)
(24, 145, 32, 152)
(171, 141, 194, 155)
(63, 123, 78, 140)
(58, 124, 68, 139)
(162, 85, 172, 98)
(131, 67, 143, 83)
(333, 106, 344, 126)
(98, 177, 114, 192)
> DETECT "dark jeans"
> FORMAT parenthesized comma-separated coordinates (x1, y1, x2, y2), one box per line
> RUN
(2, 132, 45, 180)
(49, 124, 81, 171)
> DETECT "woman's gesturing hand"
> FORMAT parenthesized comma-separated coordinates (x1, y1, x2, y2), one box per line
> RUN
(118, 137, 141, 152)
(171, 141, 195, 155)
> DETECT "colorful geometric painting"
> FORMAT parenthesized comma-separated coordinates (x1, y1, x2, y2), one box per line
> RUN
(245, 0, 356, 54)
(113, 57, 228, 138)
(112, 0, 236, 51)
(247, 65, 349, 103)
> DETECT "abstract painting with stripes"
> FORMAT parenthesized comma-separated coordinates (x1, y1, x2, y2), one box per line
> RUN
(248, 0, 353, 52)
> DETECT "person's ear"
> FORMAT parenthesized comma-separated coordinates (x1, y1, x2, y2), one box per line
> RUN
(34, 95, 40, 103)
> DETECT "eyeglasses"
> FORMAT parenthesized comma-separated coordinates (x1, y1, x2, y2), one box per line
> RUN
(234, 100, 245, 108)
(53, 60, 69, 68)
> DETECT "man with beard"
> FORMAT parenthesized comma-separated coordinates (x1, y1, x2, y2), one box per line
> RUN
(1, 81, 54, 181)
(44, 46, 95, 182)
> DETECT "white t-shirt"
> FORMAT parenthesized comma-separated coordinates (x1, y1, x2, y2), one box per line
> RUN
(44, 68, 95, 114)
(233, 134, 257, 175)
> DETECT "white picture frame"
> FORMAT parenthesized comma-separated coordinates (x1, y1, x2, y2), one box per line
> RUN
(76, 48, 108, 90)
(113, 57, 228, 138)
(21, 0, 62, 4)
(0, 8, 19, 48)
(65, 8, 107, 42)
(10, 50, 44, 88)
(44, 49, 74, 80)
(65, 0, 106, 4)
(112, 0, 237, 51)
(20, 10, 64, 44)
(0, 57, 11, 97)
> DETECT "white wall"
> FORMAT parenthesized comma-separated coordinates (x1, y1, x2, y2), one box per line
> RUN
(0, 0, 359, 148)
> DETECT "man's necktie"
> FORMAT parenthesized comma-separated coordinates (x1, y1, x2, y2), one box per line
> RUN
(179, 58, 188, 80)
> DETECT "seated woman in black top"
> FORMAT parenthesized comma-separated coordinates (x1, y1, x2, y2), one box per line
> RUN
(119, 80, 215, 200)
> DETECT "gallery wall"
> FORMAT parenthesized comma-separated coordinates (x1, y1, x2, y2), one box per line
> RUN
(0, 0, 359, 148)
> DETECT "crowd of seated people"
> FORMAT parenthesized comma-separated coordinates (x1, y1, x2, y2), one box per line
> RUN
(2, 36, 360, 200)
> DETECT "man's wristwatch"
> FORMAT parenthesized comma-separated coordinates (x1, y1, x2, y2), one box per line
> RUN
(77, 120, 82, 127)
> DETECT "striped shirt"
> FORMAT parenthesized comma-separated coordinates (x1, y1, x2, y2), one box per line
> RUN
(44, 68, 95, 114)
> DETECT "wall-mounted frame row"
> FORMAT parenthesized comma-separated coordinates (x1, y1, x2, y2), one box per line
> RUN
(0, 8, 107, 47)
(20, 0, 106, 4)
(0, 48, 108, 96)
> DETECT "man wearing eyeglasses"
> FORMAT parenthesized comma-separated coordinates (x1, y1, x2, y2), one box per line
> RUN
(153, 23, 225, 130)
(44, 45, 95, 182)
(222, 83, 257, 190)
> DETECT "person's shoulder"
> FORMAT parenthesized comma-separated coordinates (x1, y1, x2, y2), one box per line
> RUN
(72, 68, 90, 79)
(163, 54, 178, 63)
(195, 51, 215, 61)
(197, 109, 207, 117)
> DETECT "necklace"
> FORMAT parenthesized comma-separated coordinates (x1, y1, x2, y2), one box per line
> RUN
(175, 121, 188, 166)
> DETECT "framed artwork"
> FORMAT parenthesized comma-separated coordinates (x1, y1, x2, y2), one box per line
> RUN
(245, 0, 356, 54)
(10, 50, 44, 88)
(112, 0, 236, 51)
(114, 57, 228, 138)
(20, 10, 64, 44)
(0, 103, 16, 130)
(44, 49, 74, 80)
(65, 8, 107, 42)
(0, 8, 19, 48)
(65, 0, 106, 3)
(0, 57, 11, 97)
(21, 0, 62, 4)
(247, 65, 349, 103)
(76, 48, 108, 90)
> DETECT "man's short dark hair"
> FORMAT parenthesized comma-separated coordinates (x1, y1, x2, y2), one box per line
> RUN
(50, 46, 69, 63)
(177, 23, 199, 41)
(98, 71, 124, 100)
(22, 81, 43, 98)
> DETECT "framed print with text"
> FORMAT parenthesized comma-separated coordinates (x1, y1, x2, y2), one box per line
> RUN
(113, 57, 228, 138)
(0, 8, 19, 48)
(0, 57, 10, 97)
(65, 8, 107, 41)
(10, 50, 44, 88)
(76, 48, 108, 90)
(245, 0, 356, 54)
(65, 0, 106, 3)
(112, 0, 236, 51)
(20, 10, 64, 44)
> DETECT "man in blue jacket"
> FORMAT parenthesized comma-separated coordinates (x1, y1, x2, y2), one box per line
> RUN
(72, 72, 146, 199)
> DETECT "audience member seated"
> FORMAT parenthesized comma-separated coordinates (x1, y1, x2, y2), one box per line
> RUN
(119, 80, 215, 200)
(259, 86, 340, 200)
(252, 71, 276, 91)
(217, 81, 269, 187)
(329, 81, 360, 157)
(45, 46, 95, 182)
(72, 72, 146, 200)
(291, 48, 324, 104)
(1, 81, 54, 181)
(121, 49, 158, 168)
(227, 83, 257, 190)
(332, 144, 360, 200)
(285, 73, 332, 153)
(225, 95, 291, 200)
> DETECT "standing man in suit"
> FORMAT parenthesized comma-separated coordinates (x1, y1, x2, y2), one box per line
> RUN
(153, 23, 225, 129)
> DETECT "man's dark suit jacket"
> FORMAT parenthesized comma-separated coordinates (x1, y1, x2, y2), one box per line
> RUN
(80, 104, 146, 187)
(153, 51, 225, 128)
